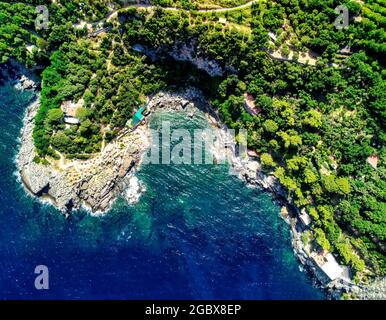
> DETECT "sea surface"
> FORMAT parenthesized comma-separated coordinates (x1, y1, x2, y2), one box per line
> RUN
(0, 77, 324, 299)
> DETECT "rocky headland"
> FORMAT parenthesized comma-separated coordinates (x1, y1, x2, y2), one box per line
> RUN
(1, 60, 40, 91)
(16, 87, 213, 216)
(17, 95, 150, 216)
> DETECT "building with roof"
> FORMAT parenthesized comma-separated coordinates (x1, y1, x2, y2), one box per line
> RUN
(64, 116, 80, 125)
(338, 45, 352, 55)
(299, 208, 312, 227)
(132, 44, 145, 53)
(218, 17, 227, 24)
(268, 32, 277, 42)
(132, 107, 145, 128)
(311, 251, 344, 281)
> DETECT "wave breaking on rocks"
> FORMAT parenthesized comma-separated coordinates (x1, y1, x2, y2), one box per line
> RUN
(17, 95, 150, 216)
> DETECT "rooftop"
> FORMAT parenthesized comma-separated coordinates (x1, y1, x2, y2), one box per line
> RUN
(367, 155, 379, 169)
(132, 107, 146, 127)
(311, 252, 344, 281)
(64, 116, 80, 125)
(299, 208, 312, 226)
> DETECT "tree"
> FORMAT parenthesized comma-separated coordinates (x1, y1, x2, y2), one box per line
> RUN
(263, 119, 279, 133)
(303, 109, 322, 128)
(304, 168, 318, 184)
(281, 44, 290, 58)
(78, 119, 93, 137)
(287, 156, 307, 171)
(50, 132, 71, 151)
(76, 107, 92, 121)
(322, 174, 338, 193)
(314, 228, 331, 251)
(46, 108, 63, 125)
(261, 153, 275, 168)
(336, 177, 351, 195)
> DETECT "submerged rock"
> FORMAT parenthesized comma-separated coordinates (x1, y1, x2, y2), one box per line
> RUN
(15, 74, 37, 90)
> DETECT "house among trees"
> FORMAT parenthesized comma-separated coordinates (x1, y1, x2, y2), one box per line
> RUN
(338, 45, 352, 55)
(61, 100, 81, 125)
(268, 32, 277, 42)
(63, 116, 80, 125)
(218, 17, 227, 24)
(247, 149, 259, 158)
(243, 93, 261, 116)
(132, 44, 145, 53)
(367, 155, 379, 169)
(90, 26, 112, 38)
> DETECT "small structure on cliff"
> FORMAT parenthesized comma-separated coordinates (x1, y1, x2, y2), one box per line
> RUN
(64, 116, 80, 125)
(247, 149, 259, 158)
(218, 17, 227, 24)
(311, 251, 344, 281)
(367, 155, 379, 169)
(132, 106, 145, 128)
(61, 100, 82, 125)
(338, 45, 352, 55)
(132, 44, 145, 53)
(268, 32, 277, 42)
(90, 26, 112, 38)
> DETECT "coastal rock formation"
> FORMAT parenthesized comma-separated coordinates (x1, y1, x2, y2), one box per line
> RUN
(132, 40, 226, 77)
(17, 99, 52, 194)
(17, 96, 150, 215)
(0, 60, 39, 91)
(147, 87, 216, 115)
(15, 74, 37, 90)
(17, 88, 211, 215)
(354, 278, 386, 300)
(171, 41, 224, 77)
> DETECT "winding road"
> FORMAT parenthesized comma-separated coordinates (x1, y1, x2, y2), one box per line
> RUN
(106, 1, 259, 22)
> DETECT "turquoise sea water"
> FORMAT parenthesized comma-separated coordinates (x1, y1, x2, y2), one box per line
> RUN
(0, 78, 323, 299)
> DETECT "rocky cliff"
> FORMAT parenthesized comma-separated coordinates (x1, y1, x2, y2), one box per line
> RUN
(17, 88, 211, 215)
(17, 96, 150, 215)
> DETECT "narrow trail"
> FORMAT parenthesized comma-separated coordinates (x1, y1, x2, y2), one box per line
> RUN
(106, 1, 259, 22)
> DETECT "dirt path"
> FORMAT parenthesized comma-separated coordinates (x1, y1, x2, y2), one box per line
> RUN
(106, 1, 259, 22)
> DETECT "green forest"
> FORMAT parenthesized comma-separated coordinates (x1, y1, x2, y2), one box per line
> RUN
(0, 0, 385, 283)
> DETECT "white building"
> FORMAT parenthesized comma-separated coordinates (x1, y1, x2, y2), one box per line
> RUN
(64, 116, 80, 125)
(311, 252, 344, 281)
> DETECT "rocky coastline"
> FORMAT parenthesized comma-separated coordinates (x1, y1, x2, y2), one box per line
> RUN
(1, 60, 40, 91)
(136, 88, 384, 299)
(17, 94, 150, 216)
(16, 85, 384, 299)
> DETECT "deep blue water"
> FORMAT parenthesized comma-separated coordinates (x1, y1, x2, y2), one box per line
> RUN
(0, 78, 324, 299)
